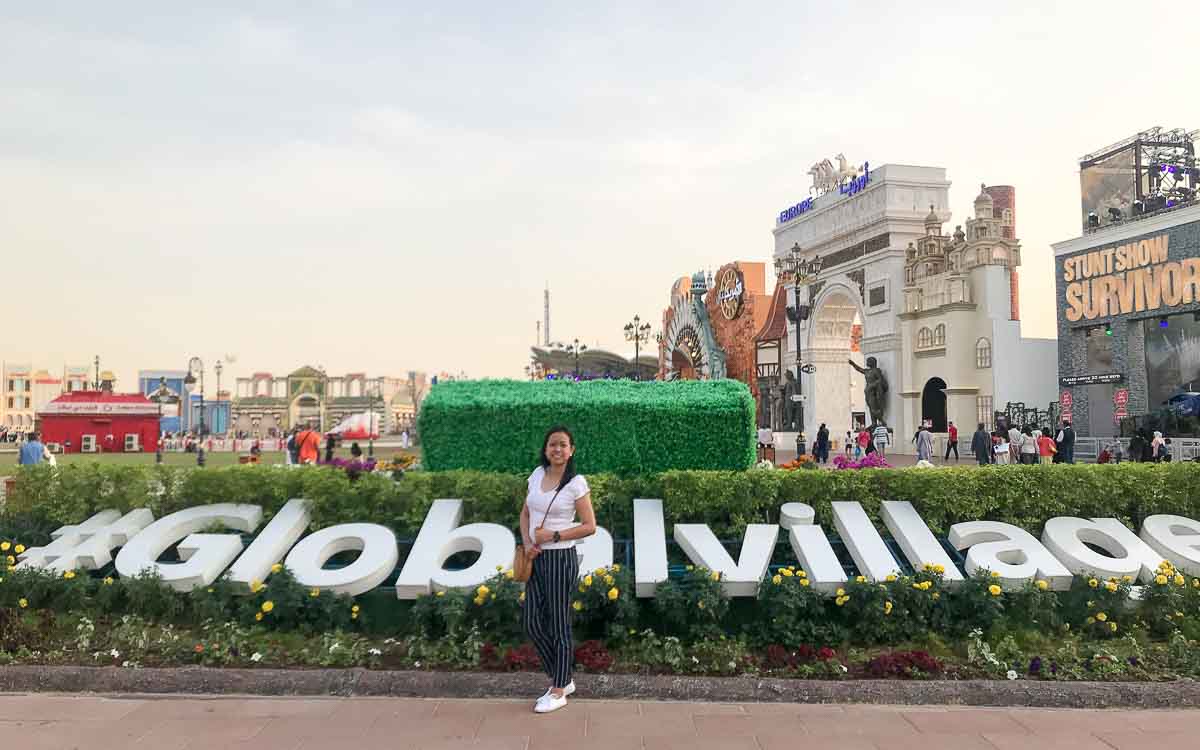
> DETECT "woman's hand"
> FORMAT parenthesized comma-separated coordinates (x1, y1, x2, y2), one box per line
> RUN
(533, 527, 556, 545)
(524, 543, 542, 560)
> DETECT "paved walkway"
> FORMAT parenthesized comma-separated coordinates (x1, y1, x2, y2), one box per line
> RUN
(6, 693, 1200, 749)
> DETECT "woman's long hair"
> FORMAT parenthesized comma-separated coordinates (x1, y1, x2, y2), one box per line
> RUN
(539, 425, 577, 491)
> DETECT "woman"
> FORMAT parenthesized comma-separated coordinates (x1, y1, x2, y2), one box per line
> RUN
(1037, 427, 1056, 465)
(1019, 427, 1039, 464)
(993, 430, 1010, 465)
(1151, 431, 1166, 462)
(520, 426, 596, 713)
(815, 424, 830, 464)
(857, 427, 870, 457)
(324, 433, 336, 463)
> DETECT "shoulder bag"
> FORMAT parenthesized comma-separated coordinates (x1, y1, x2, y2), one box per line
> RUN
(513, 485, 563, 583)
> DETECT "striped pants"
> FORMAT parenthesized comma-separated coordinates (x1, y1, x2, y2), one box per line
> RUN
(522, 547, 578, 688)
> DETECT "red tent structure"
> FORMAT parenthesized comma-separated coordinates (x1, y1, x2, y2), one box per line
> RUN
(37, 391, 159, 454)
(327, 411, 382, 440)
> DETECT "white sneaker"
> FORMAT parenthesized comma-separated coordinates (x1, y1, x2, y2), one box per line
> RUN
(534, 692, 568, 713)
(540, 681, 575, 699)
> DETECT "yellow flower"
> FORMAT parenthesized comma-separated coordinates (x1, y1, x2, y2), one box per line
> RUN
(572, 600, 583, 611)
(1156, 575, 1168, 585)
(594, 568, 605, 576)
(519, 591, 525, 602)
(835, 596, 848, 606)
(685, 565, 694, 572)
(477, 585, 490, 597)
(1193, 579, 1200, 589)
(63, 571, 76, 579)
(435, 591, 445, 597)
(698, 600, 706, 609)
(781, 568, 794, 577)
(992, 571, 1002, 578)
(604, 575, 614, 586)
(255, 612, 263, 621)
(884, 601, 893, 615)
(249, 580, 264, 593)
(1124, 576, 1134, 583)
(261, 601, 274, 613)
(932, 592, 940, 600)
(18, 598, 27, 608)
(611, 564, 621, 572)
(922, 563, 932, 572)
(309, 588, 320, 598)
(797, 570, 807, 578)
(912, 583, 922, 591)
(207, 588, 213, 593)
(711, 571, 720, 582)
(772, 575, 782, 585)
(1105, 582, 1118, 593)
(800, 579, 810, 587)
(1175, 574, 1186, 586)
(496, 565, 503, 572)
(933, 564, 945, 574)
(988, 584, 1002, 596)
(351, 613, 358, 620)
(351, 605, 360, 614)
(921, 581, 932, 591)
(855, 576, 866, 583)
(1110, 621, 1118, 632)
(607, 587, 619, 601)
(490, 593, 495, 601)
(885, 574, 896, 582)
(1086, 616, 1095, 624)
(4, 556, 12, 565)
(505, 569, 514, 580)
(473, 596, 485, 606)
(1176, 611, 1185, 618)
(836, 588, 845, 597)
(103, 577, 114, 586)
(0, 542, 8, 551)
(1088, 578, 1098, 588)
(1096, 612, 1107, 622)
(583, 576, 593, 587)
(271, 563, 283, 574)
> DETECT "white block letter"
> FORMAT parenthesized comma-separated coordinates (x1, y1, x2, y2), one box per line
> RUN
(881, 501, 963, 583)
(19, 509, 155, 573)
(634, 498, 668, 597)
(577, 527, 614, 577)
(788, 525, 846, 593)
(950, 520, 1072, 590)
(286, 523, 398, 596)
(1042, 517, 1162, 582)
(674, 523, 779, 596)
(227, 499, 312, 584)
(115, 504, 262, 591)
(1140, 515, 1200, 577)
(394, 499, 514, 599)
(832, 501, 900, 581)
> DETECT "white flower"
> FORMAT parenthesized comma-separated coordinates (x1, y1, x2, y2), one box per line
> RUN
(839, 664, 848, 674)
(414, 661, 421, 668)
(691, 656, 700, 664)
(368, 648, 382, 656)
(1006, 670, 1018, 681)
(250, 652, 262, 663)
(109, 649, 120, 659)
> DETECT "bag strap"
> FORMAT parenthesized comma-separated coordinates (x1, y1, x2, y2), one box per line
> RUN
(536, 487, 563, 529)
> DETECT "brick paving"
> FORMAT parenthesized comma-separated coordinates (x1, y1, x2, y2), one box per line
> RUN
(8, 693, 1200, 749)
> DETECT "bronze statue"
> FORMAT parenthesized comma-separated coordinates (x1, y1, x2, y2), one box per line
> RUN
(769, 384, 784, 433)
(780, 370, 801, 431)
(849, 356, 888, 425)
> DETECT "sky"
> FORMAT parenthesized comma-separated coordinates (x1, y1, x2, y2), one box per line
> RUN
(3, 1, 1199, 387)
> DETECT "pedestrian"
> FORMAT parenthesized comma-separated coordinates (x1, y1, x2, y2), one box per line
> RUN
(1019, 427, 1039, 464)
(350, 441, 363, 461)
(845, 431, 854, 458)
(1056, 420, 1076, 464)
(296, 423, 321, 465)
(857, 427, 870, 458)
(1128, 431, 1146, 462)
(944, 420, 959, 461)
(993, 430, 1011, 465)
(1008, 423, 1023, 465)
(400, 429, 411, 450)
(1151, 431, 1167, 462)
(872, 421, 889, 458)
(17, 431, 45, 466)
(324, 433, 336, 464)
(519, 425, 596, 713)
(285, 429, 298, 465)
(915, 423, 934, 462)
(1037, 428, 1056, 464)
(815, 423, 830, 464)
(971, 423, 991, 466)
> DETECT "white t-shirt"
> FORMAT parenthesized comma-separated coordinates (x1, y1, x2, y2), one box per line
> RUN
(526, 466, 590, 550)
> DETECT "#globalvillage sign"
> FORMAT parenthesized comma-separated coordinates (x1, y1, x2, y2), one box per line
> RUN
(17, 498, 1200, 598)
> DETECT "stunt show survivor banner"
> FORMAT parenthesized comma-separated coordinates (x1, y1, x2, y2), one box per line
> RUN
(18, 498, 1200, 599)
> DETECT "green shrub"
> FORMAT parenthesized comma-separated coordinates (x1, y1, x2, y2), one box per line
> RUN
(652, 565, 729, 641)
(572, 563, 638, 641)
(753, 566, 842, 648)
(417, 379, 757, 474)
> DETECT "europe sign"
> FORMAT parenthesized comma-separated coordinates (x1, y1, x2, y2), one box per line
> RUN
(18, 498, 1200, 600)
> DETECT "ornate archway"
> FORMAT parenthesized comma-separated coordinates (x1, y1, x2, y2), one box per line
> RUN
(921, 377, 948, 432)
(807, 283, 867, 435)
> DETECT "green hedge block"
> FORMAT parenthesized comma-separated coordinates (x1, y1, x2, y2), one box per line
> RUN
(417, 379, 757, 475)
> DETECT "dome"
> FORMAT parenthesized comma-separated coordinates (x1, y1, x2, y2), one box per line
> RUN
(924, 204, 940, 225)
(974, 184, 994, 219)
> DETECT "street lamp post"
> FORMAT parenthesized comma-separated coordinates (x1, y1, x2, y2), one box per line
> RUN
(558, 339, 588, 379)
(774, 242, 823, 457)
(623, 315, 653, 380)
(368, 383, 379, 458)
(214, 360, 223, 436)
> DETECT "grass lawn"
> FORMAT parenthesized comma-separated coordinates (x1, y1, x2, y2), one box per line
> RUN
(0, 446, 420, 469)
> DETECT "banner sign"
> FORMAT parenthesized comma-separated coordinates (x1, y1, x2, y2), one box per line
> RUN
(1062, 233, 1200, 322)
(38, 402, 159, 417)
(17, 498, 1200, 602)
(1060, 373, 1124, 386)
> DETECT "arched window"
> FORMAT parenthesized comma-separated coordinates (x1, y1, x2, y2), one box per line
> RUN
(934, 324, 946, 346)
(918, 327, 932, 349)
(976, 337, 992, 368)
